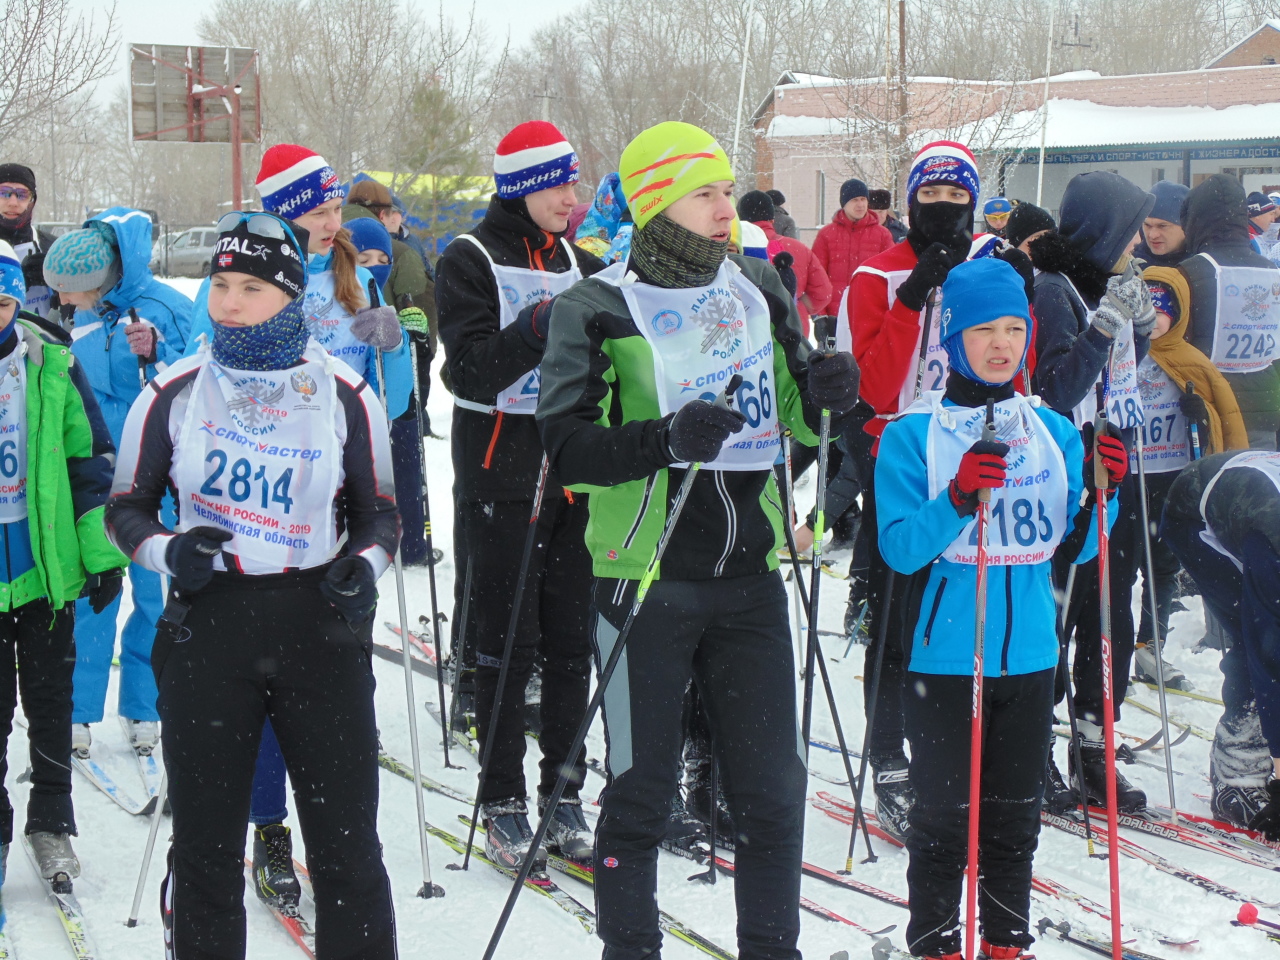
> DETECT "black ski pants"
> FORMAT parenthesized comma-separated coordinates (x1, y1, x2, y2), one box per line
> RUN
(904, 668, 1055, 957)
(0, 598, 76, 843)
(593, 573, 806, 960)
(458, 495, 592, 803)
(389, 414, 427, 565)
(154, 570, 394, 960)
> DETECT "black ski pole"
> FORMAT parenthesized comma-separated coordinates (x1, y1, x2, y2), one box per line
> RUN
(128, 307, 148, 389)
(801, 315, 839, 753)
(688, 740, 718, 885)
(481, 375, 742, 960)
(1057, 565, 1100, 856)
(846, 568, 895, 870)
(454, 455, 551, 870)
(447, 555, 476, 750)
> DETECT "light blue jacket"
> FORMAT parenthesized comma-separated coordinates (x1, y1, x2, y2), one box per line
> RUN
(875, 398, 1112, 678)
(68, 208, 194, 443)
(183, 253, 412, 418)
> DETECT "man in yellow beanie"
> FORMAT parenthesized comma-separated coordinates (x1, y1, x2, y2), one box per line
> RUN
(538, 120, 861, 960)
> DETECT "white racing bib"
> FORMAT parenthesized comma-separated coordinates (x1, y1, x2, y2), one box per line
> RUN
(602, 259, 781, 471)
(0, 346, 29, 523)
(173, 342, 342, 574)
(303, 269, 371, 375)
(918, 391, 1068, 566)
(456, 234, 582, 415)
(1198, 450, 1280, 566)
(1203, 254, 1280, 374)
(1133, 356, 1189, 475)
(1066, 276, 1144, 430)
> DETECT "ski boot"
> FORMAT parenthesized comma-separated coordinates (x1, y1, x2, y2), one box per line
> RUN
(451, 666, 477, 746)
(1043, 753, 1078, 814)
(1132, 643, 1191, 691)
(483, 797, 546, 873)
(980, 941, 1035, 959)
(538, 794, 593, 863)
(1210, 710, 1271, 828)
(872, 757, 915, 841)
(124, 719, 161, 755)
(29, 832, 80, 882)
(686, 761, 738, 850)
(71, 723, 91, 760)
(663, 792, 708, 857)
(1069, 720, 1146, 812)
(252, 823, 302, 911)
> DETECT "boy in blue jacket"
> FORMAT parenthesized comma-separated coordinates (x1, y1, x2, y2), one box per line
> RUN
(42, 208, 193, 758)
(875, 258, 1123, 959)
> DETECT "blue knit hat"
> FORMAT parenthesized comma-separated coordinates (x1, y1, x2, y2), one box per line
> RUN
(0, 241, 23, 305)
(939, 258, 1032, 386)
(346, 217, 393, 290)
(906, 141, 980, 202)
(1149, 180, 1189, 225)
(42, 221, 120, 294)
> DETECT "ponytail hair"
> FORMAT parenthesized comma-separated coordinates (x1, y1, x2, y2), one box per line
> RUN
(330, 229, 368, 315)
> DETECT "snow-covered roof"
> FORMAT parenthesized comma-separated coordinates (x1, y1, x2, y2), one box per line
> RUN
(1205, 20, 1280, 68)
(926, 98, 1280, 153)
(766, 115, 876, 138)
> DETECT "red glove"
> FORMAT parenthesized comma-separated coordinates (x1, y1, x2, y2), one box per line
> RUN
(1084, 423, 1128, 497)
(949, 440, 1010, 517)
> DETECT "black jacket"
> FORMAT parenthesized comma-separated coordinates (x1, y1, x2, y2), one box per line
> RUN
(435, 195, 605, 502)
(1179, 174, 1280, 433)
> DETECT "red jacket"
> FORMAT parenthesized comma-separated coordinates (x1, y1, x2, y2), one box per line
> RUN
(811, 209, 894, 314)
(845, 239, 1037, 439)
(753, 219, 832, 334)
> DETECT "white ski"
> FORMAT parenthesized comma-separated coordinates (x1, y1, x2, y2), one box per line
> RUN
(20, 834, 97, 959)
(118, 717, 163, 804)
(70, 756, 153, 817)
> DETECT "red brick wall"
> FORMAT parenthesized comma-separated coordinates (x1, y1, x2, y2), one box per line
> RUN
(1209, 26, 1280, 68)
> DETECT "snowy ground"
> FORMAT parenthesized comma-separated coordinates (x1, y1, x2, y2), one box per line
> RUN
(6, 279, 1273, 957)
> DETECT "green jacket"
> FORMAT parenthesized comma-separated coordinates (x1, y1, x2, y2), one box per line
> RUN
(537, 255, 822, 580)
(0, 318, 127, 610)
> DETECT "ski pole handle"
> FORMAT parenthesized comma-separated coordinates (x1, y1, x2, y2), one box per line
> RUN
(812, 315, 838, 358)
(1094, 381, 1110, 494)
(128, 307, 148, 388)
(978, 397, 996, 504)
(714, 374, 743, 413)
(1186, 381, 1203, 461)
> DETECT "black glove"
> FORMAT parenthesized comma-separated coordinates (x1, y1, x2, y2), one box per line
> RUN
(86, 568, 124, 614)
(806, 351, 860, 414)
(771, 251, 798, 298)
(165, 527, 234, 593)
(514, 297, 555, 350)
(994, 245, 1036, 304)
(663, 400, 747, 464)
(1179, 390, 1210, 433)
(320, 556, 378, 625)
(1249, 779, 1280, 841)
(895, 243, 960, 312)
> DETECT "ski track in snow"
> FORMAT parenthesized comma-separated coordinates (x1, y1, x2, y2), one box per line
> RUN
(8, 278, 1268, 957)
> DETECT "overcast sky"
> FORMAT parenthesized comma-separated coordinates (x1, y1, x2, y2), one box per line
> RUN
(66, 0, 581, 102)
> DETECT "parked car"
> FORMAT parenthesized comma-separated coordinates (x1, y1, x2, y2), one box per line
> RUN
(152, 227, 219, 278)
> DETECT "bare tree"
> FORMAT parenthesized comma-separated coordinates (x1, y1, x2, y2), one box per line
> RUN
(0, 0, 119, 142)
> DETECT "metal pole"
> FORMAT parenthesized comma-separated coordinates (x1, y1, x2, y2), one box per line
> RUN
(126, 769, 168, 926)
(1036, 5, 1055, 206)
(731, 4, 754, 173)
(230, 87, 243, 212)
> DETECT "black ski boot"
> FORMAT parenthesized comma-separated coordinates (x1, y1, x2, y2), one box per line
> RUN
(1210, 710, 1271, 828)
(482, 797, 546, 873)
(252, 824, 302, 912)
(663, 792, 708, 858)
(685, 757, 738, 850)
(1043, 753, 1078, 814)
(538, 794, 593, 863)
(451, 665, 477, 746)
(871, 757, 914, 841)
(1069, 720, 1146, 812)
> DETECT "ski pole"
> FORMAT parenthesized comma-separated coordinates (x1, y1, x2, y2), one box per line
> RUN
(688, 743, 719, 885)
(1186, 382, 1203, 461)
(777, 464, 874, 865)
(455, 455, 551, 871)
(964, 398, 997, 960)
(447, 555, 476, 748)
(801, 315, 839, 754)
(405, 317, 456, 769)
(847, 566, 895, 869)
(481, 376, 742, 960)
(1133, 421, 1179, 823)
(1093, 382, 1123, 960)
(371, 281, 443, 898)
(913, 294, 937, 400)
(1058, 565, 1100, 857)
(128, 307, 148, 389)
(126, 769, 167, 926)
(781, 433, 805, 670)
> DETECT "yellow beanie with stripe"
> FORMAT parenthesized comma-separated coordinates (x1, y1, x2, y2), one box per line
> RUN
(618, 122, 735, 230)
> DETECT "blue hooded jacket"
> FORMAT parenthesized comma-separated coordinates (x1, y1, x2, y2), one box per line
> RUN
(183, 254, 412, 418)
(68, 208, 194, 443)
(876, 399, 1110, 677)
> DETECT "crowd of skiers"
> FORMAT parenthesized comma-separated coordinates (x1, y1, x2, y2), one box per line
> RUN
(1, 112, 1280, 960)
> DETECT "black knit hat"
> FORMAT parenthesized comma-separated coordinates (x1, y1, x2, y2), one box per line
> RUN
(766, 189, 786, 206)
(737, 190, 775, 224)
(867, 189, 892, 211)
(0, 164, 36, 196)
(1005, 202, 1056, 249)
(210, 214, 307, 300)
(840, 178, 869, 206)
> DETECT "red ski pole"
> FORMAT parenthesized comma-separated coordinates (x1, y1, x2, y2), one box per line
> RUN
(964, 398, 996, 960)
(1093, 382, 1123, 960)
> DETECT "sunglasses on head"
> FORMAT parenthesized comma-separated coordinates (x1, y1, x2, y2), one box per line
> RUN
(217, 211, 292, 240)
(0, 187, 31, 202)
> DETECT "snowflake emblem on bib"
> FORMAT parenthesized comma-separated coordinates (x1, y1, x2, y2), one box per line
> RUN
(695, 295, 741, 354)
(1138, 368, 1161, 403)
(1242, 284, 1272, 323)
(227, 380, 288, 430)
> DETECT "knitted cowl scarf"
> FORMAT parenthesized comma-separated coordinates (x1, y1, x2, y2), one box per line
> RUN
(212, 296, 309, 372)
(628, 212, 728, 288)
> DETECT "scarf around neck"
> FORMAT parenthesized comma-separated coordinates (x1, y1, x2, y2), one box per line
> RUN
(629, 213, 728, 288)
(212, 296, 308, 372)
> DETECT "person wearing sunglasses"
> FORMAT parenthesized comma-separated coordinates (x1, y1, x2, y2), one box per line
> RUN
(41, 208, 194, 761)
(982, 196, 1013, 238)
(183, 145, 413, 423)
(106, 210, 399, 960)
(0, 164, 57, 320)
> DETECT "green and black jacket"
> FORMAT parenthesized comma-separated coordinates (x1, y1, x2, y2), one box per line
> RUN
(537, 254, 822, 581)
